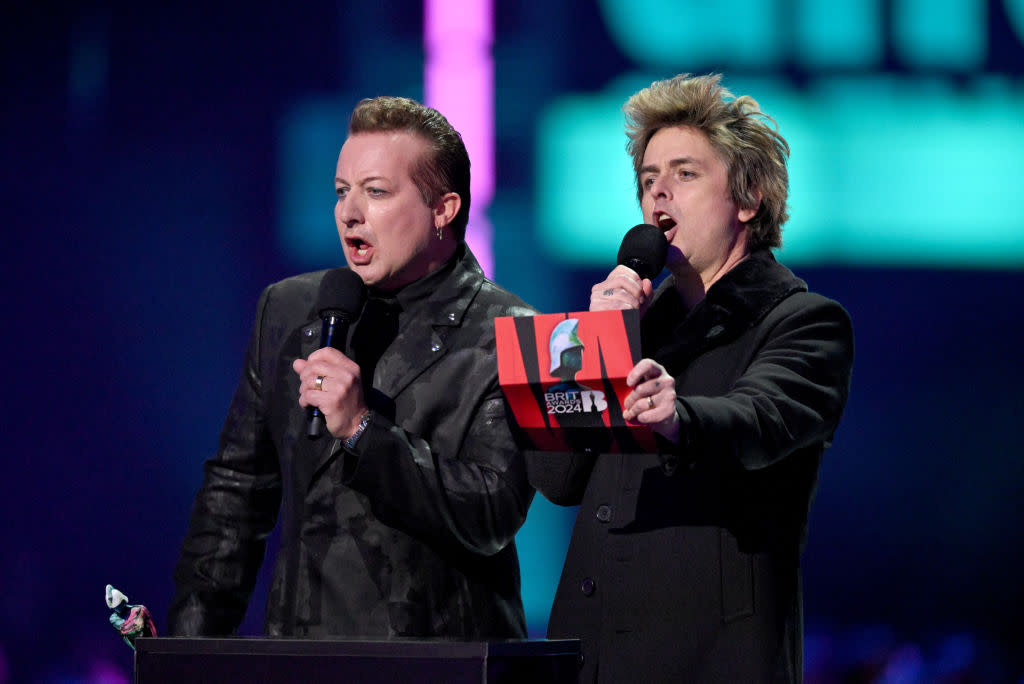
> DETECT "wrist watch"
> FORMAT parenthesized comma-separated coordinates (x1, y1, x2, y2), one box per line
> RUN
(344, 411, 372, 450)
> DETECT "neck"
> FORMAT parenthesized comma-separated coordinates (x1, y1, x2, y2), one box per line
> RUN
(672, 269, 707, 310)
(672, 235, 750, 309)
(377, 240, 459, 294)
(422, 239, 458, 278)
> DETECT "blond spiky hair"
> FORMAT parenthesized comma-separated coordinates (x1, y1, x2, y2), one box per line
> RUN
(624, 73, 791, 250)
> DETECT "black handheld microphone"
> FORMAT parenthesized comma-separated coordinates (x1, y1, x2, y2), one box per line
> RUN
(616, 224, 668, 280)
(306, 268, 366, 439)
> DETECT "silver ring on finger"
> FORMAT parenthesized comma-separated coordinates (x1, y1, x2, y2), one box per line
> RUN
(648, 396, 655, 409)
(315, 375, 325, 391)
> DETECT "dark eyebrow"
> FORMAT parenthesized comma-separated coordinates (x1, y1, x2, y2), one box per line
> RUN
(640, 157, 700, 176)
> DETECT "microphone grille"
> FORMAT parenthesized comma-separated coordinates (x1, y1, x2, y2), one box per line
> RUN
(616, 224, 668, 280)
(317, 268, 366, 318)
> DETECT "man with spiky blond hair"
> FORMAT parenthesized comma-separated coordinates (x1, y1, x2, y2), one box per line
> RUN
(528, 74, 854, 683)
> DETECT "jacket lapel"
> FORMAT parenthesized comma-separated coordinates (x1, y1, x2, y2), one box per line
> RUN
(294, 316, 345, 492)
(649, 251, 807, 374)
(300, 249, 485, 490)
(372, 250, 482, 400)
(299, 318, 323, 360)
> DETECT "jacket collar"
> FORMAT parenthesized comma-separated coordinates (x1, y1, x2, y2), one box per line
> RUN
(298, 243, 484, 397)
(646, 250, 806, 371)
(371, 243, 483, 397)
(698, 249, 806, 327)
(298, 245, 485, 488)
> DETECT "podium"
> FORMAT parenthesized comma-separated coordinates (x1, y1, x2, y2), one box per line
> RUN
(134, 637, 581, 683)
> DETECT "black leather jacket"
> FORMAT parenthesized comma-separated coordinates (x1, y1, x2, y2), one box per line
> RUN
(169, 245, 537, 638)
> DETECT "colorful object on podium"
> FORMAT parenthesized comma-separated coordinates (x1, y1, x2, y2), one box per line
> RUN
(106, 584, 157, 649)
(496, 309, 655, 452)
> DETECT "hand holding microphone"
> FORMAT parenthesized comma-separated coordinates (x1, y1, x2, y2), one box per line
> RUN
(597, 225, 679, 442)
(294, 268, 366, 439)
(590, 224, 668, 314)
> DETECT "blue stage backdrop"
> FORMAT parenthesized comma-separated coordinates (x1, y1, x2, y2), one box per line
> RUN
(2, 2, 1023, 682)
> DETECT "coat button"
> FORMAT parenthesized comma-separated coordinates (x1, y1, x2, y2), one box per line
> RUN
(447, 312, 457, 321)
(580, 577, 596, 596)
(595, 504, 613, 523)
(430, 343, 441, 352)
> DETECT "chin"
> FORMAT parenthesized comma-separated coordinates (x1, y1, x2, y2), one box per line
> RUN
(345, 264, 374, 284)
(664, 248, 686, 268)
(364, 271, 401, 291)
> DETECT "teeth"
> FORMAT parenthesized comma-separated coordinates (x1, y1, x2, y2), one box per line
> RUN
(357, 246, 368, 256)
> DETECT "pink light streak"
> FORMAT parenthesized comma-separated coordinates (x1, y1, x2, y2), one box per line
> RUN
(424, 0, 495, 276)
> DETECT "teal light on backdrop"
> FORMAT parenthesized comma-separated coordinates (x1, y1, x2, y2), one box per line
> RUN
(1011, 0, 1024, 36)
(534, 0, 1024, 269)
(278, 98, 350, 270)
(596, 0, 783, 67)
(536, 75, 1024, 268)
(894, 0, 985, 68)
(596, 0, 1001, 69)
(535, 80, 640, 265)
(795, 0, 881, 67)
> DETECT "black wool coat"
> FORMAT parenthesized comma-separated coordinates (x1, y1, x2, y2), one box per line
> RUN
(168, 245, 537, 639)
(528, 250, 854, 683)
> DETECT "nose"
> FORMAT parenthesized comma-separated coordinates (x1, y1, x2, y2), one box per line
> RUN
(335, 193, 363, 228)
(649, 175, 671, 200)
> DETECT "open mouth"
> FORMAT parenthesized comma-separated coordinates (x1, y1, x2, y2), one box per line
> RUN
(654, 212, 676, 232)
(345, 236, 373, 262)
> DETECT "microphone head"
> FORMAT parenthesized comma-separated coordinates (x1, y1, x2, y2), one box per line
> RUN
(616, 223, 668, 280)
(317, 268, 366, 320)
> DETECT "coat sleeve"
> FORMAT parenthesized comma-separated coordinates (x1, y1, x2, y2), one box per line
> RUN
(339, 369, 535, 557)
(166, 286, 283, 636)
(674, 293, 854, 471)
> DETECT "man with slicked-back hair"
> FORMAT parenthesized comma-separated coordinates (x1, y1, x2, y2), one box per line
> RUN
(170, 96, 537, 640)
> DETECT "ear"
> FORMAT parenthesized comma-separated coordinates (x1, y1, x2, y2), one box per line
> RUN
(432, 192, 462, 229)
(737, 189, 762, 224)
